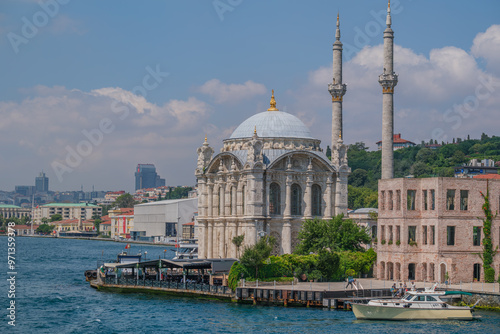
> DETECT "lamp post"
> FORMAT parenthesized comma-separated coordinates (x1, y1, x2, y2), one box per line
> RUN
(144, 251, 147, 261)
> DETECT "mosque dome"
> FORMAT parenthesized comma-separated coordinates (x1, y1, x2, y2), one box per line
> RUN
(229, 91, 314, 140)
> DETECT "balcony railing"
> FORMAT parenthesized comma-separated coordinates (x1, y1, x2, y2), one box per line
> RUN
(103, 277, 232, 295)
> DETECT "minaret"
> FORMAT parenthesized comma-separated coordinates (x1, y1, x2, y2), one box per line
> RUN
(379, 0, 398, 179)
(328, 12, 347, 152)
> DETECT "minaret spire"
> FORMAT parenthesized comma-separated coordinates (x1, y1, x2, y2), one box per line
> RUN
(379, 0, 398, 179)
(335, 12, 340, 41)
(329, 12, 346, 155)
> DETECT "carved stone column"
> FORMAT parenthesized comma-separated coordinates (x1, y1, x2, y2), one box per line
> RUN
(219, 182, 226, 217)
(207, 221, 213, 259)
(218, 221, 225, 258)
(198, 221, 207, 259)
(282, 221, 292, 254)
(207, 181, 213, 217)
(324, 176, 333, 218)
(283, 174, 292, 219)
(304, 173, 313, 219)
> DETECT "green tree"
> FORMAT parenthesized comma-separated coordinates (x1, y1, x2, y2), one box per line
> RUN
(50, 214, 63, 222)
(415, 147, 435, 163)
(41, 217, 49, 224)
(450, 150, 467, 165)
(316, 249, 340, 280)
(410, 161, 432, 177)
(295, 215, 371, 254)
(480, 187, 498, 282)
(348, 168, 368, 187)
(114, 193, 136, 208)
(93, 218, 102, 233)
(36, 223, 55, 235)
(232, 234, 245, 258)
(240, 236, 275, 278)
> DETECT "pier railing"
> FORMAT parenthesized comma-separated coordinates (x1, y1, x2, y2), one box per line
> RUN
(103, 277, 232, 295)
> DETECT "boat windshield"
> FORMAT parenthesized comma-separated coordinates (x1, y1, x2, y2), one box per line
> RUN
(403, 294, 413, 301)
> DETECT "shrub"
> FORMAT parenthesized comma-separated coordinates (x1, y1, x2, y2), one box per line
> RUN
(381, 239, 386, 245)
(484, 267, 495, 283)
(396, 240, 401, 246)
(388, 240, 393, 245)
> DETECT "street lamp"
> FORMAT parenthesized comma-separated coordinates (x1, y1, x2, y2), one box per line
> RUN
(144, 251, 148, 261)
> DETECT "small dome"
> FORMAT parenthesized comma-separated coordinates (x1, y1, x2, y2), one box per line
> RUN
(229, 110, 314, 139)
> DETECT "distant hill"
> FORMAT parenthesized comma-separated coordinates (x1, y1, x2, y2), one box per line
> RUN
(338, 133, 500, 210)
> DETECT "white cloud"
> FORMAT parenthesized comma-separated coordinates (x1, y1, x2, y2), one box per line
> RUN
(288, 26, 500, 150)
(472, 24, 500, 74)
(198, 79, 266, 103)
(0, 86, 214, 191)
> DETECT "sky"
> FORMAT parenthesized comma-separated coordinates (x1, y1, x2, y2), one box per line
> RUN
(0, 0, 499, 193)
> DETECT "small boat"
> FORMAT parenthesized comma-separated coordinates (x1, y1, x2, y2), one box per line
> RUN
(172, 243, 198, 260)
(351, 284, 478, 320)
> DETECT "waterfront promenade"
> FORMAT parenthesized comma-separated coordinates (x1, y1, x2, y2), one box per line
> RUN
(242, 278, 500, 295)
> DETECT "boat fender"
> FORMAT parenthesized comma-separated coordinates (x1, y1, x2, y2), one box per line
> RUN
(403, 303, 411, 308)
(92, 272, 97, 278)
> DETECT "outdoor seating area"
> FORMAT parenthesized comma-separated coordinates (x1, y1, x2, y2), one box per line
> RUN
(100, 258, 237, 287)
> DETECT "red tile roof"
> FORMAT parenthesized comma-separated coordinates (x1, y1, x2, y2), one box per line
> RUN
(12, 224, 39, 229)
(473, 174, 500, 179)
(376, 133, 415, 145)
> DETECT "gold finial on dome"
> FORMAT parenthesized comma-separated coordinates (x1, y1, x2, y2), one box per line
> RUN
(268, 89, 278, 111)
(254, 126, 257, 135)
(205, 134, 207, 142)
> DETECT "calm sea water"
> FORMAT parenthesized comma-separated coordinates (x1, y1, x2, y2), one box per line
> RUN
(1, 236, 499, 333)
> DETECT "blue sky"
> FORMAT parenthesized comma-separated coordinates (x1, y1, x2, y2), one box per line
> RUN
(1, 0, 499, 192)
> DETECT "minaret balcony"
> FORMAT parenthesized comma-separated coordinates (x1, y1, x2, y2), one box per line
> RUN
(378, 73, 398, 89)
(328, 82, 347, 100)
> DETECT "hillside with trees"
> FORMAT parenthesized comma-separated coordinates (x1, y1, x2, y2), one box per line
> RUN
(343, 133, 500, 210)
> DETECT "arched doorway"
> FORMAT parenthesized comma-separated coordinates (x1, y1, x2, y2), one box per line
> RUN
(421, 263, 427, 282)
(440, 263, 447, 283)
(408, 263, 416, 281)
(380, 262, 386, 279)
(395, 263, 401, 280)
(473, 263, 481, 282)
(387, 262, 394, 280)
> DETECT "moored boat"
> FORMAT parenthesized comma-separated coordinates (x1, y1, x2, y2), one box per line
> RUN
(352, 284, 478, 320)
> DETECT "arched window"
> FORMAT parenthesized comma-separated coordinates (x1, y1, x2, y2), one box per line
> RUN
(311, 184, 322, 216)
(291, 184, 302, 216)
(269, 183, 281, 215)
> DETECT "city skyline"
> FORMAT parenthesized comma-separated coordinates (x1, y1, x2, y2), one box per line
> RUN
(1, 0, 499, 192)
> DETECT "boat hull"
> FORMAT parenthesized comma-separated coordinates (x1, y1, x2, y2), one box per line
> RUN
(352, 303, 473, 321)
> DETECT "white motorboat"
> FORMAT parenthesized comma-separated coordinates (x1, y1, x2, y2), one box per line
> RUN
(172, 243, 198, 260)
(352, 284, 478, 320)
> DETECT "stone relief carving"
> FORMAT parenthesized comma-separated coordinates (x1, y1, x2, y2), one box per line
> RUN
(197, 140, 214, 172)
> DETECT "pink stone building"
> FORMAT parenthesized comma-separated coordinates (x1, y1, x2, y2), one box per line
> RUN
(377, 177, 500, 283)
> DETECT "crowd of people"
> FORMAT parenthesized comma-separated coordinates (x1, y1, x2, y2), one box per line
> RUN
(390, 281, 416, 297)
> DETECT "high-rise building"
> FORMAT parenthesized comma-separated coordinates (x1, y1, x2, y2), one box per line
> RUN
(135, 164, 165, 190)
(35, 171, 49, 193)
(15, 185, 35, 197)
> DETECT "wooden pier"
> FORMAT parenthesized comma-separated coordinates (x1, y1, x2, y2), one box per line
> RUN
(235, 287, 392, 308)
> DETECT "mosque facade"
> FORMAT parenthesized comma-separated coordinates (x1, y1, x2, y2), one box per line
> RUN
(195, 14, 350, 258)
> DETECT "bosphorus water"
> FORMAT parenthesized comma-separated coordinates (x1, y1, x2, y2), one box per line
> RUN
(1, 237, 499, 333)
